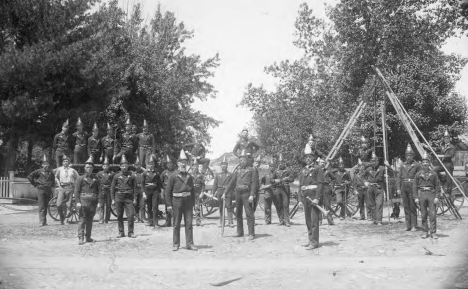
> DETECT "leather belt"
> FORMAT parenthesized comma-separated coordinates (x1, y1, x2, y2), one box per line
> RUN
(75, 144, 86, 147)
(145, 183, 156, 186)
(117, 190, 133, 194)
(419, 187, 434, 191)
(217, 186, 226, 189)
(301, 185, 318, 190)
(101, 185, 111, 188)
(80, 193, 95, 197)
(140, 145, 151, 148)
(136, 184, 142, 188)
(236, 185, 250, 190)
(402, 179, 414, 182)
(173, 192, 191, 197)
(357, 186, 367, 189)
(369, 183, 380, 186)
(60, 183, 73, 187)
(194, 184, 202, 188)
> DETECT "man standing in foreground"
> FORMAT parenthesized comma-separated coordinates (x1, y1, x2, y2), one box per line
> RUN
(165, 149, 198, 251)
(55, 155, 79, 225)
(299, 142, 324, 250)
(75, 156, 100, 245)
(414, 152, 441, 239)
(226, 149, 258, 240)
(111, 155, 137, 238)
(97, 156, 114, 224)
(396, 144, 422, 232)
(28, 154, 55, 227)
(212, 155, 233, 227)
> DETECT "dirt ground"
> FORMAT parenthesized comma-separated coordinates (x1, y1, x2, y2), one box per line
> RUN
(1, 203, 468, 289)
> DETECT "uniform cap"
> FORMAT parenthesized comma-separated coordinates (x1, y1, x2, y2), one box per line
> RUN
(93, 123, 99, 132)
(143, 119, 148, 127)
(358, 158, 363, 165)
(148, 154, 156, 165)
(42, 154, 50, 164)
(304, 143, 312, 156)
(444, 129, 450, 137)
(76, 118, 83, 126)
(134, 156, 140, 166)
(278, 154, 284, 162)
(421, 150, 430, 161)
(405, 144, 414, 155)
(62, 119, 69, 129)
(221, 154, 228, 164)
(308, 134, 315, 142)
(62, 154, 70, 161)
(178, 149, 188, 162)
(126, 117, 131, 125)
(361, 136, 367, 143)
(255, 154, 262, 162)
(371, 152, 378, 161)
(339, 156, 344, 164)
(84, 155, 94, 166)
(120, 154, 128, 164)
(107, 122, 112, 130)
(103, 156, 110, 165)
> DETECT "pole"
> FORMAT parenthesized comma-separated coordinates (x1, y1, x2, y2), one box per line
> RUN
(381, 101, 391, 223)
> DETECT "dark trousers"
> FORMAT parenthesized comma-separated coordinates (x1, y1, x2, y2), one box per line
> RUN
(115, 193, 135, 235)
(194, 188, 202, 223)
(263, 189, 281, 224)
(55, 149, 70, 168)
(134, 188, 144, 222)
(434, 162, 454, 195)
(420, 191, 437, 234)
(99, 187, 111, 223)
(57, 186, 73, 222)
(275, 186, 290, 224)
(304, 190, 320, 246)
(89, 151, 101, 164)
(74, 146, 87, 165)
(78, 198, 97, 240)
(215, 188, 226, 219)
(401, 182, 418, 229)
(138, 147, 152, 168)
(173, 197, 194, 247)
(161, 187, 174, 226)
(37, 187, 52, 225)
(235, 188, 255, 236)
(320, 185, 334, 224)
(152, 190, 161, 224)
(144, 187, 158, 224)
(368, 185, 384, 222)
(356, 186, 371, 219)
(335, 188, 348, 218)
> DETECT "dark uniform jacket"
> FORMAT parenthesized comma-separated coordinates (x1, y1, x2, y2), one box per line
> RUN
(192, 171, 205, 190)
(333, 169, 351, 188)
(272, 169, 294, 192)
(96, 170, 114, 189)
(110, 171, 136, 200)
(396, 161, 422, 190)
(121, 132, 136, 152)
(101, 135, 120, 156)
(53, 132, 71, 153)
(74, 174, 100, 203)
(212, 171, 233, 194)
(142, 169, 160, 191)
(226, 165, 259, 197)
(352, 169, 366, 188)
(413, 170, 441, 198)
(28, 169, 55, 189)
(136, 133, 155, 149)
(435, 143, 456, 165)
(183, 143, 206, 159)
(160, 169, 176, 191)
(165, 170, 195, 206)
(87, 135, 102, 157)
(363, 165, 385, 185)
(232, 138, 261, 157)
(72, 131, 88, 151)
(133, 168, 145, 192)
(298, 165, 324, 202)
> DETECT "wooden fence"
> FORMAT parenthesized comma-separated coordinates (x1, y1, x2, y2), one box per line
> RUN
(0, 176, 10, 198)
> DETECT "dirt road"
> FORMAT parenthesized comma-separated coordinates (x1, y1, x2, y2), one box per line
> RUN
(1, 204, 467, 289)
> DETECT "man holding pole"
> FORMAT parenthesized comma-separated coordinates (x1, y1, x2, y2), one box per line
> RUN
(272, 154, 294, 227)
(212, 155, 233, 227)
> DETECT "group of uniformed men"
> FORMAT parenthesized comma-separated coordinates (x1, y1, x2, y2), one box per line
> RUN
(27, 118, 462, 250)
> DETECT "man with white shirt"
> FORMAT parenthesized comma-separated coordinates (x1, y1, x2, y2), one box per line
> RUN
(55, 155, 79, 225)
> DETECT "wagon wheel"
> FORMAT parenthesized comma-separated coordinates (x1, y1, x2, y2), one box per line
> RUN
(330, 187, 359, 218)
(66, 197, 80, 224)
(288, 191, 304, 219)
(48, 196, 60, 221)
(437, 179, 465, 216)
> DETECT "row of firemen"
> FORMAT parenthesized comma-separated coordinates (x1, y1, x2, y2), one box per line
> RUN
(28, 124, 458, 249)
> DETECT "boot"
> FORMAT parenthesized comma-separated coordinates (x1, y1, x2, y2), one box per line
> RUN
(164, 212, 172, 227)
(327, 213, 335, 226)
(78, 231, 85, 245)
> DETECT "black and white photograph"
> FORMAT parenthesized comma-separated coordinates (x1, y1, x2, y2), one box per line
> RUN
(1, 0, 468, 288)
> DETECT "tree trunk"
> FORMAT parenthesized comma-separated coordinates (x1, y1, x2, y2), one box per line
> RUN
(3, 135, 19, 177)
(27, 138, 33, 174)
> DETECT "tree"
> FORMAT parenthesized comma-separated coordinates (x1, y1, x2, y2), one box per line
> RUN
(241, 0, 468, 171)
(0, 0, 220, 175)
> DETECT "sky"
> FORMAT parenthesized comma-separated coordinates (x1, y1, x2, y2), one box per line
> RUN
(121, 0, 468, 159)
